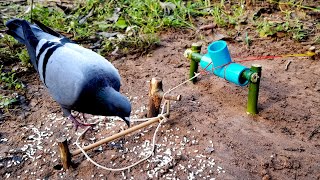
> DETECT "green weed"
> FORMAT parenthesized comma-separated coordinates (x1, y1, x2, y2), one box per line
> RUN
(17, 0, 208, 54)
(0, 65, 24, 90)
(210, 1, 245, 27)
(245, 32, 252, 48)
(289, 23, 308, 41)
(18, 49, 31, 67)
(256, 19, 308, 41)
(0, 95, 17, 111)
(24, 5, 67, 31)
(0, 35, 19, 48)
(268, 0, 320, 12)
(315, 36, 320, 45)
(0, 35, 32, 66)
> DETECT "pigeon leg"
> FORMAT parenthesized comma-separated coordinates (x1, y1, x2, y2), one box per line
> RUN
(68, 114, 95, 131)
(82, 113, 88, 120)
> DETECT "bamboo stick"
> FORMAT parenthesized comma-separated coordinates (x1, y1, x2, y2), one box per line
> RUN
(57, 137, 71, 170)
(147, 78, 163, 118)
(189, 43, 202, 83)
(247, 64, 262, 115)
(71, 113, 169, 156)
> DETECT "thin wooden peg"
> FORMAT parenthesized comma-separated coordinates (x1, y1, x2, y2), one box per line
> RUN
(57, 137, 71, 170)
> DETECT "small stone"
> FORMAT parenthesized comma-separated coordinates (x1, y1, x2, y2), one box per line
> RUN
(30, 99, 38, 107)
(309, 46, 315, 51)
(205, 147, 214, 154)
(262, 174, 271, 180)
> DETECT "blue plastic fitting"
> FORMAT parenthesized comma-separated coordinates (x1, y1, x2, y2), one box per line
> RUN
(199, 41, 249, 86)
(207, 40, 232, 68)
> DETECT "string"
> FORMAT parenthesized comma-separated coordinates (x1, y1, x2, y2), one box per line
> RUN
(30, 0, 34, 23)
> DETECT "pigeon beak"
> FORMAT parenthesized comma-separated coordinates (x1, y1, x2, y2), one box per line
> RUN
(123, 117, 130, 127)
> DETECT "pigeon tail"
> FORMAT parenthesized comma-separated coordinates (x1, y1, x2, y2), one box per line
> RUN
(6, 19, 41, 70)
(21, 20, 40, 70)
(5, 19, 27, 44)
(33, 19, 73, 44)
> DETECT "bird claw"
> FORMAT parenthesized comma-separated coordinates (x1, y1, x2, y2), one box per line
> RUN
(68, 115, 96, 131)
(74, 122, 95, 132)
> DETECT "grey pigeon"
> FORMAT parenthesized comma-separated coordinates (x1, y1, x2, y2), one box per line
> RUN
(6, 19, 131, 129)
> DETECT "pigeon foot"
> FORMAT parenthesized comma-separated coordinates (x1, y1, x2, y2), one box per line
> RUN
(68, 115, 95, 131)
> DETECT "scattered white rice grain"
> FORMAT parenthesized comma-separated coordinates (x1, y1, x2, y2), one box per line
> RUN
(5, 173, 10, 179)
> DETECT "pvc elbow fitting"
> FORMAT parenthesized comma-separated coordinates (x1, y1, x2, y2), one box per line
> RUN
(199, 40, 249, 86)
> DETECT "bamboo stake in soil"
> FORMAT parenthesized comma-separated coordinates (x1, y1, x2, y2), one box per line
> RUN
(57, 137, 71, 170)
(247, 64, 262, 115)
(147, 78, 181, 118)
(189, 43, 202, 83)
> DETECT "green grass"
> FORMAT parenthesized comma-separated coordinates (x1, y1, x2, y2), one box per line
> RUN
(315, 36, 320, 45)
(18, 0, 209, 55)
(0, 65, 24, 90)
(0, 95, 17, 112)
(0, 35, 31, 66)
(17, 49, 31, 67)
(256, 20, 288, 37)
(255, 14, 308, 41)
(256, 0, 320, 42)
(210, 1, 245, 27)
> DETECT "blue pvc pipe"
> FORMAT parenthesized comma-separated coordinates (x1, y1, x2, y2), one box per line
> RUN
(199, 41, 249, 86)
(207, 40, 232, 68)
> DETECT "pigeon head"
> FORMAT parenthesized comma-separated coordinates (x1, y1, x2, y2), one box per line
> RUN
(98, 87, 131, 127)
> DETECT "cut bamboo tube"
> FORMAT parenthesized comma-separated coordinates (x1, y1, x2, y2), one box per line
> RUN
(189, 43, 202, 83)
(57, 137, 71, 170)
(147, 78, 163, 118)
(247, 64, 262, 115)
(147, 78, 181, 118)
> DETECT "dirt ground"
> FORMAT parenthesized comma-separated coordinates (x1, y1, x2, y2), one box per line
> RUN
(1, 1, 320, 180)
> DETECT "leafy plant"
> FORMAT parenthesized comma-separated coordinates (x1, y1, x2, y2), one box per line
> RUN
(245, 32, 252, 48)
(17, 0, 208, 55)
(0, 66, 24, 90)
(18, 49, 31, 67)
(255, 19, 308, 41)
(0, 95, 17, 111)
(209, 1, 245, 27)
(24, 5, 67, 31)
(315, 36, 320, 45)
